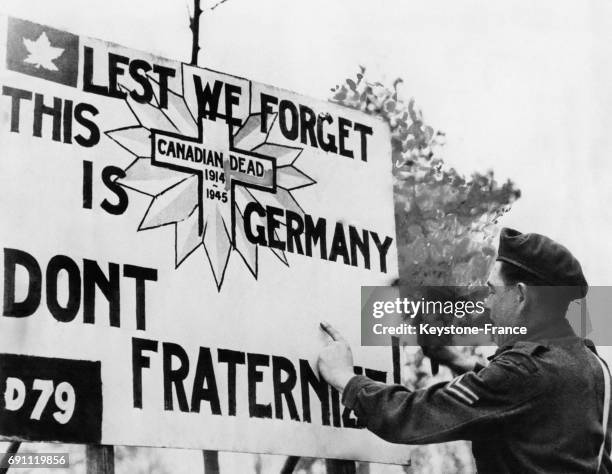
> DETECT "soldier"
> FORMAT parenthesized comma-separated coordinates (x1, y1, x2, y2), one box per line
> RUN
(318, 228, 612, 473)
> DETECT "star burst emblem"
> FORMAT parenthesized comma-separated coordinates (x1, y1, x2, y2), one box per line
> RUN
(106, 81, 315, 290)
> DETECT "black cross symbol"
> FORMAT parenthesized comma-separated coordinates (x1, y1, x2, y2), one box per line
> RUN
(150, 115, 277, 244)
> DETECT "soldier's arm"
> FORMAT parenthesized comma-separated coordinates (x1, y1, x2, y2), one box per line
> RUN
(342, 344, 549, 444)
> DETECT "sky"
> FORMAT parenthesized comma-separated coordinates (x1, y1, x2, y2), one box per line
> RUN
(1, 0, 610, 284)
(0, 0, 611, 470)
(0, 0, 612, 285)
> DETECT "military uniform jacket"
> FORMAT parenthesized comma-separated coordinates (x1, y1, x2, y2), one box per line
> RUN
(342, 320, 612, 473)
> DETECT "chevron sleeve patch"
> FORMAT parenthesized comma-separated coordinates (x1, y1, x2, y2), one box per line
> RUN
(444, 374, 480, 405)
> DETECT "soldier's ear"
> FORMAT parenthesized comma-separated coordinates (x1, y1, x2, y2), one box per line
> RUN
(516, 282, 528, 303)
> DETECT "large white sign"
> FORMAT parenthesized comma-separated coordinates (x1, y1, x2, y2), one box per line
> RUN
(0, 16, 408, 464)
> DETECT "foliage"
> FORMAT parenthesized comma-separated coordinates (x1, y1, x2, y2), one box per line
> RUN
(330, 67, 520, 287)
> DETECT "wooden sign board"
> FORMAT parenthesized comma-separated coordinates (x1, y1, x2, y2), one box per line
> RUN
(0, 16, 409, 464)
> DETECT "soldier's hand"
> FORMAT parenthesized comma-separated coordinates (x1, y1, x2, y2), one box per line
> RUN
(317, 321, 355, 393)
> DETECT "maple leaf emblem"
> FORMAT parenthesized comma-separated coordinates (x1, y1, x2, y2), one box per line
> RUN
(23, 32, 64, 71)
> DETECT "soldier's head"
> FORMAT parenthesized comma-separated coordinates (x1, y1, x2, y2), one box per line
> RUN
(485, 228, 587, 332)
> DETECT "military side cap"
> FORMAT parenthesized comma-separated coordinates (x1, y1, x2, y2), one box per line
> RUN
(496, 228, 588, 297)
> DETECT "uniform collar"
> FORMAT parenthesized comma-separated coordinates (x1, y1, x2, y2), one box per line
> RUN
(490, 317, 576, 359)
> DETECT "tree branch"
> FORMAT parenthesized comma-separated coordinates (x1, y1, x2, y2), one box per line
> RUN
(189, 0, 203, 65)
(210, 0, 230, 10)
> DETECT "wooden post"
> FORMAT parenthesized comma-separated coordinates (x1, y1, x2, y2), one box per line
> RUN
(86, 445, 114, 474)
(0, 442, 21, 474)
(391, 336, 401, 384)
(326, 459, 356, 474)
(202, 450, 220, 473)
